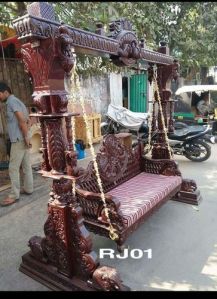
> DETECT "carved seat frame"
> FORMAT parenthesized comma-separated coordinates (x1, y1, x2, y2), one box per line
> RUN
(12, 1, 201, 291)
(76, 135, 184, 250)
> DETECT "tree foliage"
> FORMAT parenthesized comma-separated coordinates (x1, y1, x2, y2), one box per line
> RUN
(53, 2, 217, 77)
(1, 2, 217, 77)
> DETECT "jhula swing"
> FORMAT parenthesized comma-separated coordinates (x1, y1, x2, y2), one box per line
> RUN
(68, 63, 174, 243)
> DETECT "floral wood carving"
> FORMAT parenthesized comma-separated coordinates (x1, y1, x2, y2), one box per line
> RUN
(51, 178, 73, 205)
(96, 135, 129, 183)
(160, 161, 182, 176)
(76, 134, 141, 193)
(21, 42, 53, 88)
(46, 119, 66, 174)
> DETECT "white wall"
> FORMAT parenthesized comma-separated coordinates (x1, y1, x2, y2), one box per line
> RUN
(109, 73, 123, 106)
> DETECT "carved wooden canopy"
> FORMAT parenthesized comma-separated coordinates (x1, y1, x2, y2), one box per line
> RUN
(12, 2, 174, 68)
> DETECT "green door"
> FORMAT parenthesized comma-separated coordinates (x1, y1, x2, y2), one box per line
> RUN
(130, 73, 147, 112)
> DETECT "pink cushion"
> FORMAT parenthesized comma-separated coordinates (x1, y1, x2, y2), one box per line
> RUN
(108, 173, 182, 228)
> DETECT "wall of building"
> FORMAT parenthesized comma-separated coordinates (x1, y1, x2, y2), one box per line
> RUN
(0, 58, 33, 107)
(67, 73, 122, 119)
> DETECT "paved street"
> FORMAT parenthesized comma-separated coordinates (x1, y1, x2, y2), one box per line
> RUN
(1, 143, 217, 291)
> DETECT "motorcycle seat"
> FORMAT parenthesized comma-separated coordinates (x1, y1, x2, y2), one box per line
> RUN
(169, 127, 205, 141)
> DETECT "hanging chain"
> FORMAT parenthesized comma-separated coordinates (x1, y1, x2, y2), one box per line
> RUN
(70, 67, 119, 241)
(0, 33, 7, 70)
(152, 66, 174, 159)
(71, 112, 76, 196)
(69, 69, 78, 197)
(143, 81, 154, 154)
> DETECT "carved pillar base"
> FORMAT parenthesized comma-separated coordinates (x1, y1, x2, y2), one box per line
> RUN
(19, 253, 130, 291)
(19, 179, 130, 291)
(171, 178, 202, 206)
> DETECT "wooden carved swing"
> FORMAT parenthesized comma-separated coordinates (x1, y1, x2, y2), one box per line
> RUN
(12, 1, 201, 291)
(74, 69, 201, 251)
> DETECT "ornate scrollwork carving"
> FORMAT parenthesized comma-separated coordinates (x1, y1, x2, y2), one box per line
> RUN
(96, 135, 128, 183)
(55, 25, 75, 76)
(110, 28, 141, 67)
(108, 19, 133, 38)
(21, 42, 53, 88)
(172, 59, 180, 81)
(51, 178, 73, 205)
(46, 119, 66, 174)
(160, 161, 182, 176)
(65, 150, 86, 177)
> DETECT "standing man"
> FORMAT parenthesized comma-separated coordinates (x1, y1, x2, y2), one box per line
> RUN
(196, 92, 210, 116)
(0, 82, 33, 206)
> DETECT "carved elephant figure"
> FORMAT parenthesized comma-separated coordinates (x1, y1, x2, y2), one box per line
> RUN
(92, 266, 125, 291)
(181, 179, 197, 192)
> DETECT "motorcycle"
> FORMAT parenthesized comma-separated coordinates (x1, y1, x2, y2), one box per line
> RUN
(134, 123, 212, 162)
(101, 105, 212, 162)
(101, 104, 149, 137)
(174, 122, 216, 144)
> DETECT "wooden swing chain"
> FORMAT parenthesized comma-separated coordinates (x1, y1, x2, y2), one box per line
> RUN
(70, 67, 119, 241)
(0, 32, 7, 70)
(69, 70, 78, 197)
(152, 67, 174, 159)
(144, 82, 154, 154)
(71, 80, 77, 197)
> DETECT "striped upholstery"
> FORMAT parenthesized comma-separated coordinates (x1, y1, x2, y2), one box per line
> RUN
(108, 173, 182, 228)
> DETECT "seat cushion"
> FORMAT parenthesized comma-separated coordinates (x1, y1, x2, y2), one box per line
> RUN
(108, 173, 182, 228)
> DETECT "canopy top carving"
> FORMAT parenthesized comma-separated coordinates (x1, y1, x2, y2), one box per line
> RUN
(13, 2, 174, 66)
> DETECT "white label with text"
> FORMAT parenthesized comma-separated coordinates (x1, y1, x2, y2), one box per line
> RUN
(99, 248, 152, 259)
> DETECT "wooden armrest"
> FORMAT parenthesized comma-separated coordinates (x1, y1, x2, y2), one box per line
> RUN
(76, 188, 121, 209)
(76, 188, 124, 228)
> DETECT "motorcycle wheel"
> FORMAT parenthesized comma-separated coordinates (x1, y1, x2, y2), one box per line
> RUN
(184, 140, 211, 162)
(101, 120, 119, 135)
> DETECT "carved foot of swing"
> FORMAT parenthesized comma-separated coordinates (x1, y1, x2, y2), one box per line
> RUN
(88, 266, 130, 291)
(171, 178, 202, 206)
(20, 178, 130, 291)
(19, 251, 97, 291)
(20, 251, 130, 291)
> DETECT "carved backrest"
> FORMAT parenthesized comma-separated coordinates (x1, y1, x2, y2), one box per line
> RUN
(76, 135, 142, 193)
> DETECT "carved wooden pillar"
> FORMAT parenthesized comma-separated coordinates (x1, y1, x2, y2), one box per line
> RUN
(168, 100, 175, 133)
(13, 2, 129, 291)
(39, 118, 51, 172)
(151, 42, 178, 159)
(65, 116, 73, 151)
(46, 118, 66, 174)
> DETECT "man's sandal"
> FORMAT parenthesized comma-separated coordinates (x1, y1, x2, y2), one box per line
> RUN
(20, 189, 33, 195)
(0, 197, 19, 207)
